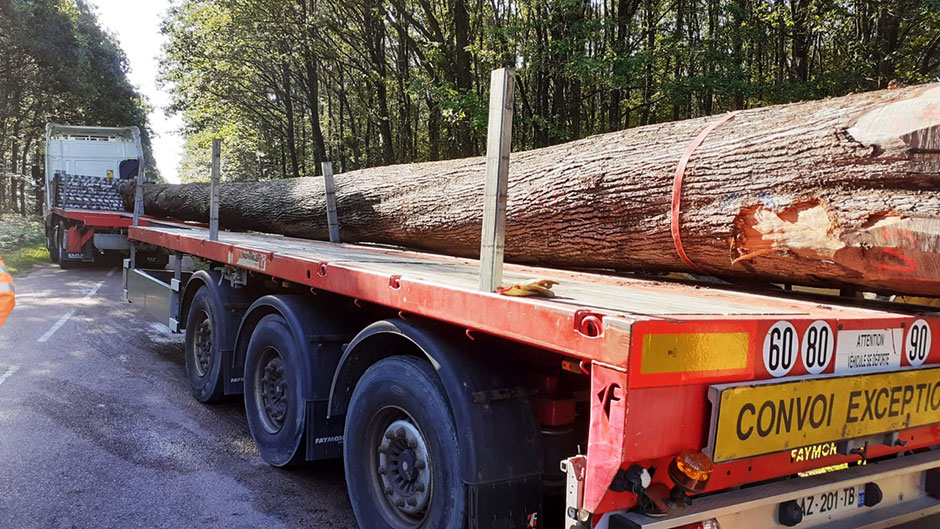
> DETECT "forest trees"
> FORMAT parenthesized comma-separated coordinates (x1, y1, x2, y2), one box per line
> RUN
(0, 0, 152, 181)
(162, 0, 940, 183)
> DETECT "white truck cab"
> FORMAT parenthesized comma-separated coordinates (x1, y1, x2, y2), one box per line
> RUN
(44, 123, 144, 215)
(44, 123, 164, 268)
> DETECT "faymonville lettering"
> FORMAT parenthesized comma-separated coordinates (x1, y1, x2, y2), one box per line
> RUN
(790, 442, 837, 462)
(734, 380, 940, 441)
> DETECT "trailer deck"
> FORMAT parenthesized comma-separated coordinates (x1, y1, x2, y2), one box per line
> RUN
(128, 223, 937, 369)
(52, 207, 160, 228)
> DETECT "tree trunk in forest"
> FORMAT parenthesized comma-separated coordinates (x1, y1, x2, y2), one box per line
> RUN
(302, 0, 327, 175)
(125, 85, 940, 296)
(641, 0, 656, 125)
(363, 0, 394, 165)
(303, 57, 327, 174)
(453, 0, 473, 157)
(790, 0, 811, 83)
(876, 4, 900, 87)
(279, 61, 300, 179)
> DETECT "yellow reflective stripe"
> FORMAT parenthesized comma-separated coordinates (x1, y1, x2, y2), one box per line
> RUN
(642, 332, 749, 374)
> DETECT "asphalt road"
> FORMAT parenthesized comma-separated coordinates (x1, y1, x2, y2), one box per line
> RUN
(0, 263, 357, 529)
(0, 263, 935, 529)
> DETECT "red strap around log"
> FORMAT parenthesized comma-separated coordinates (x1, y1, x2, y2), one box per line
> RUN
(671, 111, 740, 274)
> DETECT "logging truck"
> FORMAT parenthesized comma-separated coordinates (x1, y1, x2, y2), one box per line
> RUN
(122, 213, 940, 528)
(43, 123, 166, 268)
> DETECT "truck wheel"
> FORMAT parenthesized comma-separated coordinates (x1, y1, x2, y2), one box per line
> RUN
(344, 356, 466, 529)
(57, 222, 78, 269)
(243, 314, 306, 467)
(184, 288, 225, 403)
(47, 227, 59, 263)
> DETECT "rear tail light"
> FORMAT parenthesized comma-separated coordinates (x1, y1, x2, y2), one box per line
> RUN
(669, 450, 714, 493)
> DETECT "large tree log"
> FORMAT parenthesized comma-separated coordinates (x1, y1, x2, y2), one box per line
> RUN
(126, 84, 940, 296)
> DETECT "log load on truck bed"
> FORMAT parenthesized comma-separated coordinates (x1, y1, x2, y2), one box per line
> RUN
(122, 83, 940, 297)
(124, 219, 940, 529)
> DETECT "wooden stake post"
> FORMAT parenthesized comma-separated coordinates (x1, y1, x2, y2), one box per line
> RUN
(132, 161, 145, 227)
(322, 162, 341, 243)
(209, 139, 221, 241)
(130, 132, 146, 267)
(479, 68, 515, 292)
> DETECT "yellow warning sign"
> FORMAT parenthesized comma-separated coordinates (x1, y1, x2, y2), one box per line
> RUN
(707, 368, 940, 462)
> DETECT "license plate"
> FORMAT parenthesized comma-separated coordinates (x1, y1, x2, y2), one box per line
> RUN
(796, 484, 863, 522)
(706, 367, 940, 462)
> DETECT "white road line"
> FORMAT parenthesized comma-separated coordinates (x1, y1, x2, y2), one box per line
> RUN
(37, 310, 77, 343)
(37, 279, 106, 343)
(0, 365, 20, 386)
(106, 267, 117, 277)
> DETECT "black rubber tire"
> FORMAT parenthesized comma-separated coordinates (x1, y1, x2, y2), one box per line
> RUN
(243, 314, 306, 467)
(344, 356, 466, 529)
(184, 288, 226, 403)
(46, 225, 59, 263)
(57, 222, 79, 269)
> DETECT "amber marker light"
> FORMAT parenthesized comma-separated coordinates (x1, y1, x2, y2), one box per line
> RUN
(669, 450, 714, 493)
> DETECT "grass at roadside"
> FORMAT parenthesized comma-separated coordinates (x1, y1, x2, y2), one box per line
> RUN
(0, 215, 47, 275)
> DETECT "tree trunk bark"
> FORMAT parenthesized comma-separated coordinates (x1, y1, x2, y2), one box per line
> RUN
(279, 61, 300, 179)
(125, 85, 940, 296)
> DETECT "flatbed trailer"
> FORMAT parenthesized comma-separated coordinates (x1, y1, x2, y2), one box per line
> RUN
(123, 219, 940, 529)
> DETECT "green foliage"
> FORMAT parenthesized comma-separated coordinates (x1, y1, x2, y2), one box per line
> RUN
(162, 0, 940, 182)
(0, 215, 45, 274)
(0, 0, 153, 180)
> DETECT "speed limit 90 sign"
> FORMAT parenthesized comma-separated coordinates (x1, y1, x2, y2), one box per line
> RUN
(905, 320, 932, 367)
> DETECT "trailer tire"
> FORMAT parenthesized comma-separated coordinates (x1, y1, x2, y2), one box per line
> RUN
(243, 314, 306, 467)
(57, 222, 78, 269)
(184, 288, 226, 403)
(344, 356, 465, 529)
(46, 226, 59, 263)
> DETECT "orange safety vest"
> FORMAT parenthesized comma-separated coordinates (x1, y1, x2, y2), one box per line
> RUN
(0, 255, 13, 329)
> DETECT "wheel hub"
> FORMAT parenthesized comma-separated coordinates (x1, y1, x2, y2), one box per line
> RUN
(192, 313, 213, 377)
(258, 353, 288, 432)
(377, 419, 431, 517)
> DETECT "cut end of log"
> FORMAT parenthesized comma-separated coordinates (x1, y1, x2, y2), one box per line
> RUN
(847, 85, 940, 153)
(731, 201, 844, 263)
(901, 124, 940, 152)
